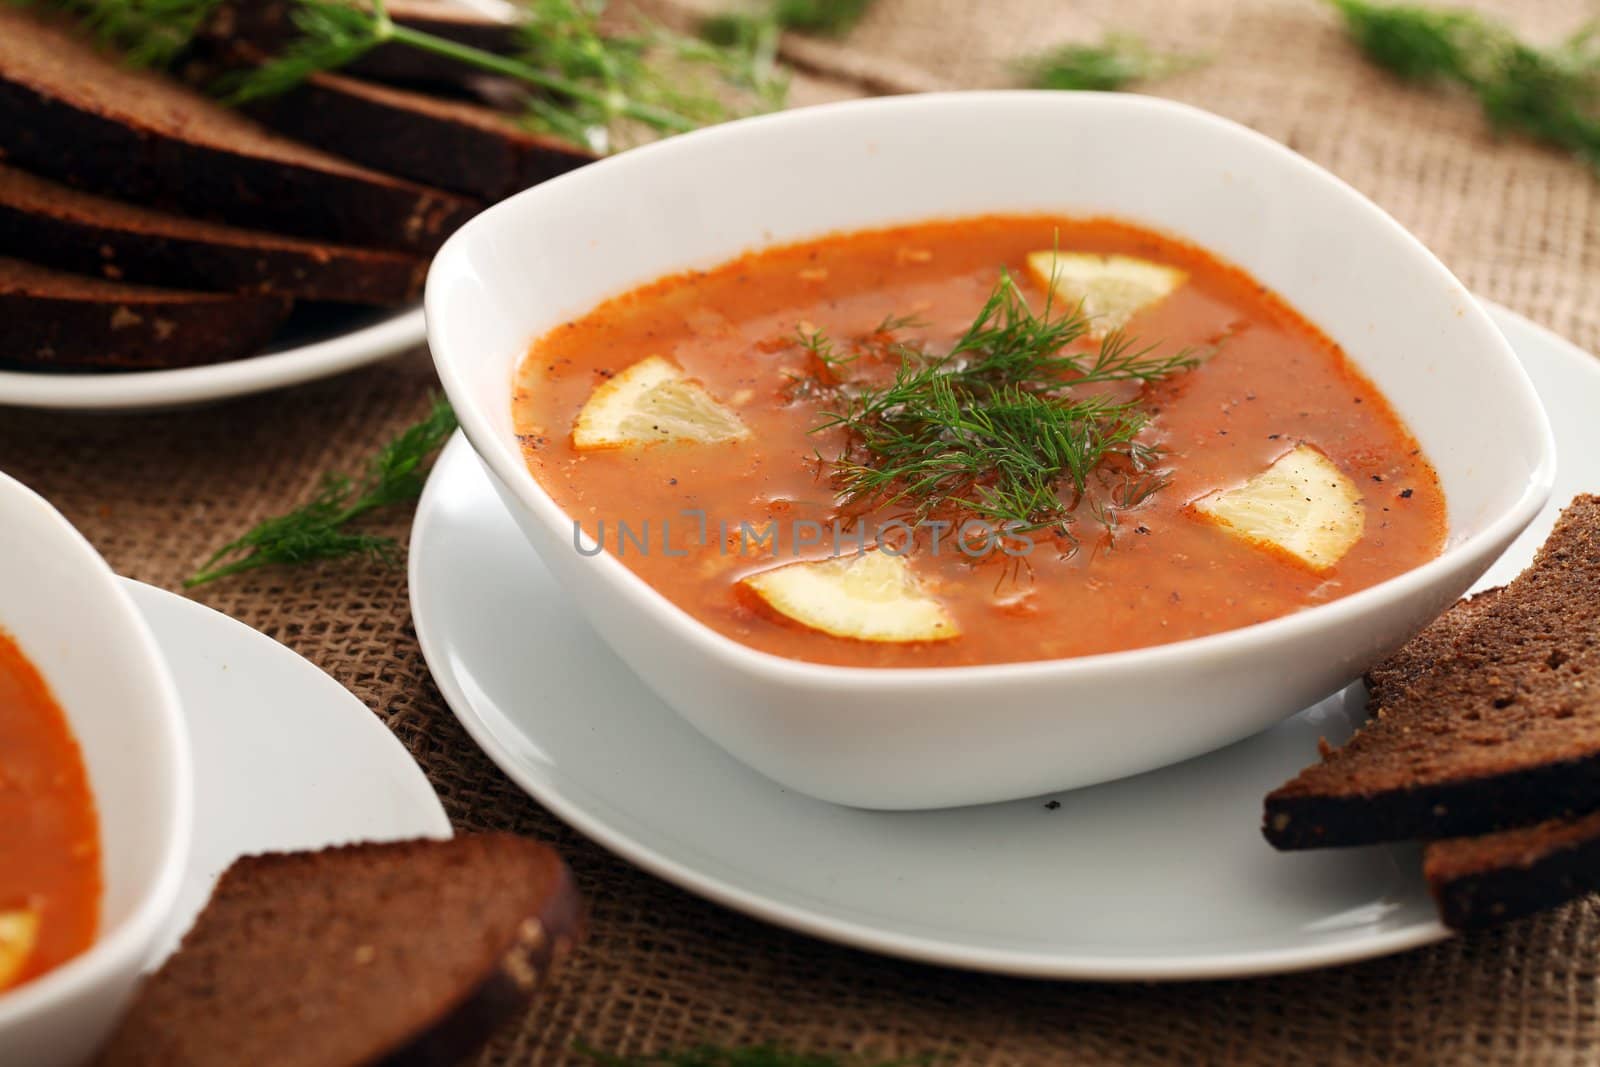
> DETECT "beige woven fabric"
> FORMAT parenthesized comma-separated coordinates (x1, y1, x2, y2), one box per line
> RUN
(5, 1, 1600, 1062)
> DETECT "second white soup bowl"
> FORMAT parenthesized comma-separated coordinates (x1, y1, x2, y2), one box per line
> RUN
(0, 472, 192, 1065)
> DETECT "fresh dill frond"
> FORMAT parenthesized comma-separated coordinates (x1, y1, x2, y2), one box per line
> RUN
(220, 0, 385, 103)
(874, 311, 926, 334)
(1331, 0, 1600, 171)
(797, 322, 854, 368)
(25, 0, 221, 66)
(702, 0, 876, 47)
(186, 396, 457, 587)
(577, 1043, 920, 1067)
(1330, 0, 1478, 81)
(1017, 33, 1202, 92)
(809, 271, 1200, 534)
(514, 0, 786, 149)
(770, 0, 874, 36)
(36, 0, 787, 150)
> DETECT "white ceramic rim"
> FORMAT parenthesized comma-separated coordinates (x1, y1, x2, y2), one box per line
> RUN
(427, 91, 1558, 694)
(118, 578, 451, 969)
(0, 475, 194, 1020)
(412, 299, 1590, 977)
(0, 306, 423, 412)
(412, 429, 1464, 980)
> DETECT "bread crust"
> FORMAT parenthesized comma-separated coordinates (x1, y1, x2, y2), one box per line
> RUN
(0, 166, 426, 305)
(1425, 810, 1600, 929)
(238, 68, 596, 202)
(0, 258, 290, 370)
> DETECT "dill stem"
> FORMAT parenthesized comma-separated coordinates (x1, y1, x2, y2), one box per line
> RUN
(382, 22, 699, 133)
(184, 557, 261, 588)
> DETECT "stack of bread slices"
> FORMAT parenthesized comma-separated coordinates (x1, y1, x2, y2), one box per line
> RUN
(1265, 494, 1600, 929)
(0, 1, 593, 371)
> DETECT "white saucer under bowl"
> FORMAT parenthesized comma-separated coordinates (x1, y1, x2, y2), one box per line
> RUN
(125, 580, 450, 965)
(408, 302, 1597, 980)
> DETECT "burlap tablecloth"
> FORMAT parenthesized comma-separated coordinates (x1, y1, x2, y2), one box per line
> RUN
(4, 0, 1599, 1062)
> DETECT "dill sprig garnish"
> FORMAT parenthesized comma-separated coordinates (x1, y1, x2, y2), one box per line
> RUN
(701, 0, 876, 49)
(218, 0, 385, 103)
(220, 0, 785, 146)
(1331, 0, 1600, 172)
(32, 0, 786, 150)
(509, 0, 786, 149)
(809, 272, 1199, 535)
(185, 396, 457, 587)
(1017, 33, 1203, 92)
(33, 0, 218, 66)
(770, 0, 874, 36)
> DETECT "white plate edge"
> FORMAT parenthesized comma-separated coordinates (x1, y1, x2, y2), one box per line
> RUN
(0, 308, 424, 412)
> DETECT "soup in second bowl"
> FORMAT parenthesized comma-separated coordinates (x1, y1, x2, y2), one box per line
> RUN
(0, 627, 101, 992)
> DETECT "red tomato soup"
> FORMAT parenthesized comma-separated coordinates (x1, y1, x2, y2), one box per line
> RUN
(513, 215, 1446, 667)
(0, 628, 101, 991)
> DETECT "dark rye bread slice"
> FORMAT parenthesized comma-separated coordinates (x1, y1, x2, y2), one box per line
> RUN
(246, 71, 592, 200)
(1424, 811, 1600, 929)
(95, 834, 582, 1067)
(1340, 585, 1600, 928)
(200, 56, 595, 201)
(0, 165, 425, 305)
(206, 0, 523, 87)
(1270, 575, 1600, 929)
(0, 9, 478, 253)
(0, 257, 289, 370)
(1362, 585, 1505, 704)
(1264, 494, 1600, 849)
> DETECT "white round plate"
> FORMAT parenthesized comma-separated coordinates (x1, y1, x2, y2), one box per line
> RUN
(0, 306, 422, 413)
(124, 580, 450, 965)
(408, 302, 1598, 980)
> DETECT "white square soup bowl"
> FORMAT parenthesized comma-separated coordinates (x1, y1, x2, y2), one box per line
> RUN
(0, 471, 192, 1065)
(427, 91, 1555, 810)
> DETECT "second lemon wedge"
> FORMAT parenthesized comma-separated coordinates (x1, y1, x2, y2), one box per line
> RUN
(573, 356, 749, 450)
(1190, 445, 1365, 572)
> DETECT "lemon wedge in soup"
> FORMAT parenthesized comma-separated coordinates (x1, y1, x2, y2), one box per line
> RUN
(0, 909, 39, 990)
(1026, 251, 1187, 335)
(573, 355, 749, 450)
(742, 551, 959, 643)
(1191, 445, 1365, 572)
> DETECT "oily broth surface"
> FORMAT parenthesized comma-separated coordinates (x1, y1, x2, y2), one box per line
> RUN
(0, 628, 101, 988)
(513, 215, 1446, 667)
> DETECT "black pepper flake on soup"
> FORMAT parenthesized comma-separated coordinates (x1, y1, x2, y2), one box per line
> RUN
(1400, 488, 1415, 499)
